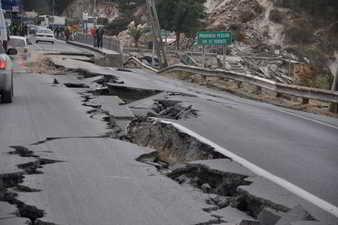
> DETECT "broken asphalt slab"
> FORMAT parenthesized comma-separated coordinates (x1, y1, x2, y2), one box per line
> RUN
(96, 96, 135, 120)
(49, 57, 119, 78)
(15, 138, 218, 225)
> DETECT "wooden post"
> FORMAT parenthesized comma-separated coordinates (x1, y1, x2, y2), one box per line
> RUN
(302, 98, 310, 105)
(255, 86, 262, 95)
(237, 81, 242, 89)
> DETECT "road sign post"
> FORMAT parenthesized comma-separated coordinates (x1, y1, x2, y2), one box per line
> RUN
(197, 31, 233, 68)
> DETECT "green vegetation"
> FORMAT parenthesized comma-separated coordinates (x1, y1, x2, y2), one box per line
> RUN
(105, 17, 131, 36)
(157, 0, 207, 49)
(104, 0, 144, 36)
(127, 22, 146, 47)
(113, 0, 144, 18)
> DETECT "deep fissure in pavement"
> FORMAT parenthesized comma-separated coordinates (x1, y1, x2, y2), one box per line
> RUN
(128, 117, 226, 163)
(9, 146, 38, 158)
(91, 85, 162, 104)
(124, 117, 317, 223)
(67, 71, 317, 224)
(148, 99, 199, 120)
(31, 135, 110, 145)
(64, 82, 90, 88)
(0, 146, 61, 225)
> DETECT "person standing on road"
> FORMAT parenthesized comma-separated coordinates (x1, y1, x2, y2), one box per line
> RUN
(64, 26, 71, 41)
(97, 27, 104, 48)
(91, 26, 97, 47)
(55, 27, 60, 39)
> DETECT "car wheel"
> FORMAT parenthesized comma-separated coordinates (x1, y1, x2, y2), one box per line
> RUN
(2, 90, 12, 103)
(11, 73, 14, 97)
(36, 40, 39, 43)
(51, 41, 54, 44)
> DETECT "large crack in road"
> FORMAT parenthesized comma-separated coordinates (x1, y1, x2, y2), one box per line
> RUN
(0, 146, 61, 225)
(3, 55, 335, 225)
(68, 65, 328, 225)
(78, 86, 318, 224)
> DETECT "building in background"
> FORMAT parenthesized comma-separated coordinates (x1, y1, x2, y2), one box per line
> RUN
(1, 0, 23, 13)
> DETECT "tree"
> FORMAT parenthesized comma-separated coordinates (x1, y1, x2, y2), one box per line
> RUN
(113, 0, 144, 18)
(104, 17, 131, 36)
(128, 21, 146, 47)
(157, 0, 206, 49)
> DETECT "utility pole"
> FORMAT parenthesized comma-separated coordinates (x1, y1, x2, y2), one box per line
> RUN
(146, 0, 168, 68)
(93, 0, 97, 16)
(52, 0, 55, 16)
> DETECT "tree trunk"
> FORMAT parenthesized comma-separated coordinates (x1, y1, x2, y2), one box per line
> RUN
(176, 32, 181, 50)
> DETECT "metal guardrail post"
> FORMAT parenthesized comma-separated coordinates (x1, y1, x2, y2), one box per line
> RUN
(254, 86, 263, 95)
(329, 70, 338, 113)
(236, 81, 242, 89)
(302, 98, 310, 105)
(330, 103, 338, 113)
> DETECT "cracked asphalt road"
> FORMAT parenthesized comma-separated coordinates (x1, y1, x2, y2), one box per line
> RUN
(0, 41, 338, 224)
(0, 71, 215, 224)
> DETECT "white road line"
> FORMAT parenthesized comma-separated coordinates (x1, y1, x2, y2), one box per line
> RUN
(155, 118, 338, 218)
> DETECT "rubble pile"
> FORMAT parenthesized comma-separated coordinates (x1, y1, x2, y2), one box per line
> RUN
(207, 0, 264, 30)
(150, 99, 198, 120)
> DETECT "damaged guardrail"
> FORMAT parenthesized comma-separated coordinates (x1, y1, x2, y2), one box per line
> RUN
(126, 57, 338, 112)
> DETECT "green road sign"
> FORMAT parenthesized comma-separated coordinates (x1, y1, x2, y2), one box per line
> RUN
(197, 31, 233, 46)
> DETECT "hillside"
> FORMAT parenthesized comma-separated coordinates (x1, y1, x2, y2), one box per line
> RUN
(204, 0, 338, 82)
(61, 0, 338, 84)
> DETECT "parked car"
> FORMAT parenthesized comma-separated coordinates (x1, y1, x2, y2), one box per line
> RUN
(0, 8, 17, 103)
(0, 46, 18, 103)
(34, 28, 55, 44)
(8, 36, 29, 53)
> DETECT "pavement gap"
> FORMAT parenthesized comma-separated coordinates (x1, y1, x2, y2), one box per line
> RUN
(0, 146, 62, 225)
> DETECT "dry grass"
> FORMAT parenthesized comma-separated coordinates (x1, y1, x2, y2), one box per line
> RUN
(26, 55, 65, 75)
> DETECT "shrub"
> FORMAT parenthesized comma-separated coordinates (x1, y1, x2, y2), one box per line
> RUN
(104, 17, 131, 36)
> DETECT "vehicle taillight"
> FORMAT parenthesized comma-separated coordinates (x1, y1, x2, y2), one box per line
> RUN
(0, 59, 7, 70)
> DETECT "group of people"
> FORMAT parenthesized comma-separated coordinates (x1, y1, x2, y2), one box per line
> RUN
(90, 26, 104, 48)
(53, 27, 63, 39)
